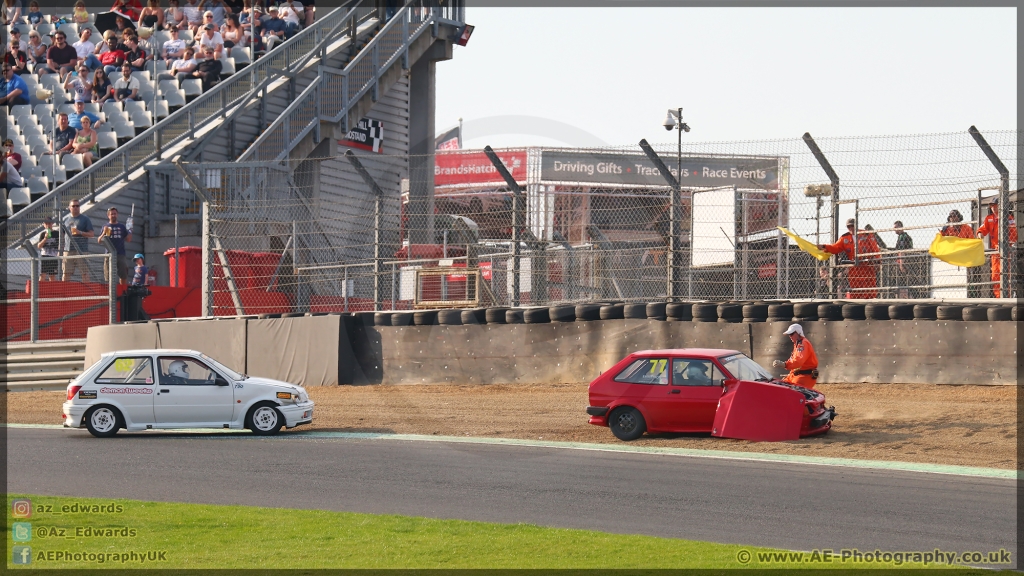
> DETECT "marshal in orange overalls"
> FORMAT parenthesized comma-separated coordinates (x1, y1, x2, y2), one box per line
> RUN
(977, 208, 1017, 298)
(783, 335, 819, 389)
(821, 231, 881, 299)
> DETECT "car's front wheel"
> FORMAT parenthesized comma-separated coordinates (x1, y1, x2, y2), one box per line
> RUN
(247, 403, 284, 435)
(609, 407, 646, 441)
(84, 406, 121, 438)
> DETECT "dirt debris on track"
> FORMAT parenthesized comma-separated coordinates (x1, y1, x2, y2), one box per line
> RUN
(10, 383, 1016, 470)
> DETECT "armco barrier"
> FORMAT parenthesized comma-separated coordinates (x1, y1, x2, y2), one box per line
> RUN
(85, 314, 1017, 386)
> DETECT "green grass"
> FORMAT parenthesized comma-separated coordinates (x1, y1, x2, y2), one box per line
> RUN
(5, 494, 997, 570)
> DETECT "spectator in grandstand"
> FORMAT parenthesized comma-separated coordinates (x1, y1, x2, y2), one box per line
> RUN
(26, 30, 46, 65)
(139, 0, 164, 30)
(278, 0, 302, 37)
(72, 114, 99, 167)
(63, 199, 95, 282)
(95, 35, 127, 75)
(26, 0, 42, 27)
(3, 0, 21, 27)
(72, 0, 90, 25)
(112, 0, 144, 22)
(197, 22, 224, 58)
(40, 31, 78, 79)
(1, 155, 23, 193)
(1, 63, 29, 106)
(164, 46, 197, 80)
(112, 62, 140, 101)
(162, 22, 188, 63)
(192, 45, 221, 89)
(91, 68, 113, 102)
(940, 209, 974, 238)
(205, 2, 227, 27)
(73, 27, 97, 67)
(304, 0, 313, 26)
(124, 35, 148, 71)
(114, 15, 135, 38)
(3, 138, 22, 171)
(68, 98, 102, 129)
(165, 0, 185, 28)
(64, 64, 93, 101)
(182, 0, 203, 34)
(36, 216, 60, 281)
(221, 14, 244, 55)
(99, 206, 131, 284)
(52, 112, 78, 159)
(7, 26, 22, 51)
(5, 39, 29, 75)
(261, 6, 287, 51)
(130, 253, 148, 285)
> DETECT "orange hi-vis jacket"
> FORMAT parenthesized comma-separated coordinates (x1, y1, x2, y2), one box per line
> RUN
(783, 336, 819, 389)
(940, 223, 975, 239)
(977, 213, 1018, 250)
(822, 231, 881, 262)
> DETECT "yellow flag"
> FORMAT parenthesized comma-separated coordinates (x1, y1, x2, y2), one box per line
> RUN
(776, 227, 830, 262)
(928, 233, 985, 267)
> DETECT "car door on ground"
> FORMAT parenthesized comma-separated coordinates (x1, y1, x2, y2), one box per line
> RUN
(154, 356, 235, 425)
(93, 356, 156, 425)
(668, 358, 725, 430)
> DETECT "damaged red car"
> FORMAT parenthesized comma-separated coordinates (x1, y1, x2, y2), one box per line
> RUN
(586, 348, 836, 442)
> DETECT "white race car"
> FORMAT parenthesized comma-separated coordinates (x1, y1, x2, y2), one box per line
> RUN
(62, 349, 314, 437)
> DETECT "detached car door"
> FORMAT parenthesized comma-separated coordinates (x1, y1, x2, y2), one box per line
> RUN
(154, 356, 235, 425)
(92, 356, 156, 425)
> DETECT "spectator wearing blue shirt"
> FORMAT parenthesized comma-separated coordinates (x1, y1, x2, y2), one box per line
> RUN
(130, 253, 149, 286)
(261, 6, 287, 51)
(0, 64, 29, 107)
(67, 99, 102, 130)
(99, 207, 132, 284)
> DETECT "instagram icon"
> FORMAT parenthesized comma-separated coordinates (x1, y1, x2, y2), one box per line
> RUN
(11, 498, 31, 518)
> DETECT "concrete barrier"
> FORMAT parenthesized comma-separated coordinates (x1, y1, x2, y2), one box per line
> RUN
(86, 315, 1017, 386)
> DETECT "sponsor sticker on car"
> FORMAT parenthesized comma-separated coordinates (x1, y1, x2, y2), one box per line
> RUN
(98, 387, 154, 395)
(78, 390, 97, 399)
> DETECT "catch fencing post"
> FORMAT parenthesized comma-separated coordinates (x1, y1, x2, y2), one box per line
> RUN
(99, 237, 118, 324)
(803, 132, 840, 298)
(24, 243, 40, 341)
(483, 146, 526, 307)
(173, 160, 213, 317)
(638, 139, 681, 299)
(969, 126, 1010, 298)
(344, 150, 385, 310)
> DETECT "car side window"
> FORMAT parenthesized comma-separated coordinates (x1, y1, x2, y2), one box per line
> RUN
(158, 357, 219, 386)
(95, 357, 154, 384)
(614, 358, 669, 385)
(671, 358, 716, 386)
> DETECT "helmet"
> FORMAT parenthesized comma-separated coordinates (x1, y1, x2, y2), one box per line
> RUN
(133, 253, 145, 261)
(686, 362, 708, 375)
(168, 360, 190, 379)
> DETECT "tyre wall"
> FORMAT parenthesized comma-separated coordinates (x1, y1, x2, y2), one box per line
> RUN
(87, 312, 1018, 386)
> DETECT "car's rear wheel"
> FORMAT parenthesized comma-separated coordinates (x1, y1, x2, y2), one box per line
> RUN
(247, 403, 284, 435)
(609, 407, 646, 441)
(85, 406, 121, 438)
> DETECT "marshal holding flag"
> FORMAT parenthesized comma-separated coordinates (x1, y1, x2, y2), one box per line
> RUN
(777, 227, 830, 262)
(927, 234, 985, 268)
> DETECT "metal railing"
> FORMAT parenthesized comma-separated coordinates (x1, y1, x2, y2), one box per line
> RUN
(1, 1, 373, 249)
(240, 5, 452, 163)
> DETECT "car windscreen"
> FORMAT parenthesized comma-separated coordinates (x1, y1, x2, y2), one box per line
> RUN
(719, 353, 772, 382)
(199, 353, 243, 381)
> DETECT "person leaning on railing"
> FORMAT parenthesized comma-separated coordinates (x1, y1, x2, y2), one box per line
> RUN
(63, 199, 95, 283)
(939, 209, 974, 239)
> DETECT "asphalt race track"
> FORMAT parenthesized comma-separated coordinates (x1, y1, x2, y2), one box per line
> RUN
(7, 428, 1015, 562)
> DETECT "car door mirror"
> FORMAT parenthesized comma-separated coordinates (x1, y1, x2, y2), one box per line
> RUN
(215, 376, 230, 386)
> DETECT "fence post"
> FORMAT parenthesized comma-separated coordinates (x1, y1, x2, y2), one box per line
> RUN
(107, 253, 116, 324)
(802, 132, 840, 298)
(968, 126, 1010, 298)
(638, 139, 681, 299)
(483, 146, 526, 307)
(343, 150, 385, 310)
(29, 257, 39, 342)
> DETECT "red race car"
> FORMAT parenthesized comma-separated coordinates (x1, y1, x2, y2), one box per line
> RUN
(587, 348, 835, 442)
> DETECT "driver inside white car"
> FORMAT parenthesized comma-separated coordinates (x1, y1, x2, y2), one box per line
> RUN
(164, 360, 191, 384)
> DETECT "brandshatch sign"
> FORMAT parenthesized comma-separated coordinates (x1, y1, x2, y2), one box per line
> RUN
(540, 150, 781, 189)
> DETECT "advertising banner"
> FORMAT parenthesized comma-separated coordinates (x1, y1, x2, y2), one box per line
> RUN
(339, 118, 384, 153)
(540, 150, 780, 190)
(435, 149, 528, 187)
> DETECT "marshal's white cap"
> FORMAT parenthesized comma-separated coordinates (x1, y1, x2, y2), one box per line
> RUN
(783, 323, 804, 337)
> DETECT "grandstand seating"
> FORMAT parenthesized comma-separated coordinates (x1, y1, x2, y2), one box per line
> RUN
(4, 8, 254, 211)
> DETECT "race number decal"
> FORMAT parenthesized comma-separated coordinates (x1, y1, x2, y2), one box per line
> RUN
(114, 358, 135, 372)
(649, 359, 667, 374)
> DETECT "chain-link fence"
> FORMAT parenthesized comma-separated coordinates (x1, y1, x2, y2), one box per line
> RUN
(188, 130, 1019, 315)
(3, 254, 116, 342)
